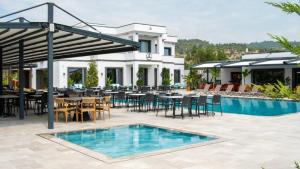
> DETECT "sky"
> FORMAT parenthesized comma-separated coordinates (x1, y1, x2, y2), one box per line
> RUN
(0, 0, 299, 43)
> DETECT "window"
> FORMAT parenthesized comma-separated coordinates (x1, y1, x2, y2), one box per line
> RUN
(106, 68, 123, 85)
(164, 47, 172, 56)
(139, 40, 151, 53)
(68, 67, 87, 88)
(174, 70, 181, 83)
(252, 69, 284, 85)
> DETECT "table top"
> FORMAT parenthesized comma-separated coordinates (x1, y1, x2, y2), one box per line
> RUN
(105, 91, 119, 94)
(64, 97, 82, 102)
(0, 95, 19, 99)
(160, 95, 183, 99)
(128, 93, 146, 96)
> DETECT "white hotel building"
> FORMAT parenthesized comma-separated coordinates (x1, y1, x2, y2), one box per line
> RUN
(27, 23, 184, 89)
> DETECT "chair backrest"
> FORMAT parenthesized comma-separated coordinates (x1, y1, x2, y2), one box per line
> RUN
(226, 85, 234, 92)
(198, 95, 207, 105)
(214, 85, 221, 92)
(81, 97, 96, 108)
(238, 85, 246, 93)
(85, 89, 94, 96)
(212, 95, 221, 104)
(103, 96, 111, 104)
(145, 93, 154, 102)
(117, 91, 126, 98)
(54, 98, 67, 108)
(203, 84, 211, 92)
(182, 96, 192, 107)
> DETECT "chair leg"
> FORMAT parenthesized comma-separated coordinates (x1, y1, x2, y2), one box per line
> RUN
(55, 111, 58, 122)
(65, 112, 68, 123)
(76, 113, 78, 122)
(81, 112, 83, 123)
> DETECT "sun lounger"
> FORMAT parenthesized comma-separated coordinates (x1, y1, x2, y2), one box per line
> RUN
(199, 84, 211, 94)
(210, 85, 222, 94)
(220, 84, 234, 95)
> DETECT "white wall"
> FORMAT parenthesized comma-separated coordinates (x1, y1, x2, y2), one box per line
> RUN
(221, 68, 241, 84)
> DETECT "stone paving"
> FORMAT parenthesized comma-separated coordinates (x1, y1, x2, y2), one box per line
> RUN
(0, 108, 300, 169)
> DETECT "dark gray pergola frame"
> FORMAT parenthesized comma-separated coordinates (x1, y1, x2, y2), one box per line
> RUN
(0, 3, 139, 129)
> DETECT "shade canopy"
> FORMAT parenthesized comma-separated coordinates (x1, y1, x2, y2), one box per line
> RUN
(223, 61, 256, 67)
(194, 62, 222, 69)
(0, 22, 139, 65)
(250, 59, 288, 66)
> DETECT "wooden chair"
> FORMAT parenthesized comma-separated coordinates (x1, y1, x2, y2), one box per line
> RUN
(102, 96, 111, 119)
(77, 97, 96, 122)
(54, 98, 75, 123)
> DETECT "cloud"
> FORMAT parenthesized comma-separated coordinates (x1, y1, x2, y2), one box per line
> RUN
(0, 0, 300, 43)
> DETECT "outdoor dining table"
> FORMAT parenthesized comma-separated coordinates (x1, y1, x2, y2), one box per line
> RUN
(104, 91, 119, 108)
(128, 93, 146, 112)
(0, 95, 19, 117)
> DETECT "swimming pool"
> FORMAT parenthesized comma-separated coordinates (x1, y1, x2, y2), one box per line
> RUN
(54, 124, 216, 158)
(209, 97, 300, 116)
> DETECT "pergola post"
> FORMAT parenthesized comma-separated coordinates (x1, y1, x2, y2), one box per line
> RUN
(0, 47, 3, 96)
(47, 3, 54, 129)
(19, 40, 25, 120)
(0, 47, 3, 117)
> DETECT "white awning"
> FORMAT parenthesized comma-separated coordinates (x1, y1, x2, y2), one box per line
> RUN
(288, 60, 300, 64)
(251, 60, 288, 65)
(194, 63, 222, 68)
(224, 61, 255, 67)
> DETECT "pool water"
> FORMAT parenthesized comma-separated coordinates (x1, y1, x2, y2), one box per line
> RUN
(206, 97, 300, 116)
(54, 125, 216, 158)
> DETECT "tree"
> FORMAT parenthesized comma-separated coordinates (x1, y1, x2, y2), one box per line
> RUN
(266, 1, 300, 56)
(85, 61, 98, 88)
(136, 68, 145, 87)
(241, 69, 250, 84)
(161, 68, 171, 86)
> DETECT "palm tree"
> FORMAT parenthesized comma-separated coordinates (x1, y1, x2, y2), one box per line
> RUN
(241, 69, 250, 85)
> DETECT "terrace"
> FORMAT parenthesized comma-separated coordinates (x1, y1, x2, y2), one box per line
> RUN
(1, 2, 300, 169)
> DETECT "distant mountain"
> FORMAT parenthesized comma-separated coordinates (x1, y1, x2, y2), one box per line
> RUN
(176, 39, 300, 59)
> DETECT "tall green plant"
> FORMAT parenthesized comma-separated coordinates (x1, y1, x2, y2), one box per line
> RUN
(105, 77, 112, 88)
(136, 68, 145, 87)
(266, 1, 300, 56)
(241, 69, 250, 84)
(210, 68, 220, 85)
(184, 69, 200, 90)
(161, 68, 171, 86)
(85, 61, 98, 88)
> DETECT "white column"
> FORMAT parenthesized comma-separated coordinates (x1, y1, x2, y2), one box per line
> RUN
(132, 63, 139, 86)
(158, 35, 164, 56)
(157, 63, 163, 85)
(123, 66, 127, 86)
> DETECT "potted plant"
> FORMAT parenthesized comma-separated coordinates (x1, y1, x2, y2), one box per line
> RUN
(184, 74, 193, 91)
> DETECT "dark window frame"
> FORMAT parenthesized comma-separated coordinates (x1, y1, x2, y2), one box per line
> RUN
(164, 47, 172, 56)
(139, 40, 151, 53)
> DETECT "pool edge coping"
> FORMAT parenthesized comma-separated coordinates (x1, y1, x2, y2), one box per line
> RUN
(38, 123, 229, 163)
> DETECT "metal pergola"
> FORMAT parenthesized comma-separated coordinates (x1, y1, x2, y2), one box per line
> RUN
(0, 3, 139, 129)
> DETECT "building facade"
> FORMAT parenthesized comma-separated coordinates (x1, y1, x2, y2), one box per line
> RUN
(29, 23, 184, 89)
(195, 52, 300, 88)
